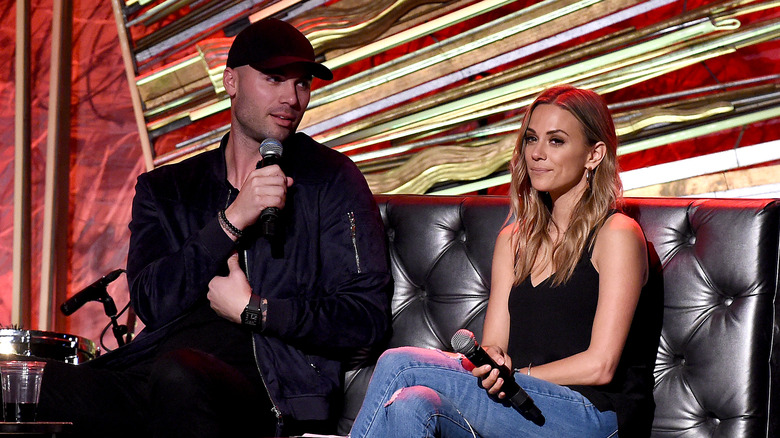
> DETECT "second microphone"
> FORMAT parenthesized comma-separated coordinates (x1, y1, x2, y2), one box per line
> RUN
(451, 329, 545, 426)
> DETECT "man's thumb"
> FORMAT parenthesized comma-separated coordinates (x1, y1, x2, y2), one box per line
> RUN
(227, 253, 240, 272)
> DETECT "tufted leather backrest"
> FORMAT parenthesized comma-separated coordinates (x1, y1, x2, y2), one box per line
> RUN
(624, 197, 780, 438)
(339, 195, 780, 438)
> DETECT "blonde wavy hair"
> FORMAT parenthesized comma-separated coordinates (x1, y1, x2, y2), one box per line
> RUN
(509, 85, 622, 286)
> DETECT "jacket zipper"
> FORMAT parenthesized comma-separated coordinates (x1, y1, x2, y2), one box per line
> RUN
(245, 238, 284, 433)
(348, 211, 361, 273)
(227, 187, 284, 433)
(252, 335, 284, 433)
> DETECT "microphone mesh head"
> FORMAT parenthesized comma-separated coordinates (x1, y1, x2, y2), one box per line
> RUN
(259, 138, 283, 158)
(451, 329, 477, 355)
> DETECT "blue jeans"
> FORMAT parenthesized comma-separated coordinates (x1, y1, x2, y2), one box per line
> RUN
(350, 347, 618, 438)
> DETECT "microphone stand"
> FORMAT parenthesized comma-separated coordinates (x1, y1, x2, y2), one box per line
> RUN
(98, 292, 127, 347)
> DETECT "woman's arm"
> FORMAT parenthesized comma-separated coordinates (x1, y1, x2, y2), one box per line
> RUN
(520, 213, 648, 386)
(475, 225, 518, 396)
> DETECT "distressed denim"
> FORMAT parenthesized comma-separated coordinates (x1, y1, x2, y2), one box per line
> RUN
(350, 347, 618, 438)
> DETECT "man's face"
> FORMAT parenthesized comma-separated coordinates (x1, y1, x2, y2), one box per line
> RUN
(226, 64, 313, 143)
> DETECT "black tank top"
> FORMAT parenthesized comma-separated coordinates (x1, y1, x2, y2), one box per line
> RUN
(507, 216, 659, 436)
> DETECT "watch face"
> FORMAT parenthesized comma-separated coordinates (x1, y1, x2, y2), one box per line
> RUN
(242, 309, 260, 326)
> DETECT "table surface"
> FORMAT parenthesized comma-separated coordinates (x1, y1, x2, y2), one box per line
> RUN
(0, 422, 72, 433)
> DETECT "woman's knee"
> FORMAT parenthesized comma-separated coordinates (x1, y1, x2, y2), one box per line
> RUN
(372, 347, 422, 378)
(384, 386, 474, 437)
(377, 346, 421, 364)
(386, 385, 443, 414)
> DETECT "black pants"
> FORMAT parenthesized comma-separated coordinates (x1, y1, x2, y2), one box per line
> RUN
(37, 348, 276, 438)
(38, 306, 277, 437)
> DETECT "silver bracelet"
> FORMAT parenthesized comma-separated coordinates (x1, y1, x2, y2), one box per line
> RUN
(527, 363, 533, 376)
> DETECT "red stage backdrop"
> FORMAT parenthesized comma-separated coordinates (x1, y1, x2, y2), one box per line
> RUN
(0, 1, 143, 350)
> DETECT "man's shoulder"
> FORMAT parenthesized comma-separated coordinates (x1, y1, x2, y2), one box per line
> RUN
(286, 133, 358, 178)
(141, 148, 221, 184)
(289, 133, 350, 162)
(136, 148, 222, 203)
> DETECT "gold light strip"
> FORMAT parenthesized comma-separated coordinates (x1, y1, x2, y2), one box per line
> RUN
(126, 0, 196, 27)
(582, 48, 736, 95)
(368, 136, 515, 194)
(429, 173, 511, 195)
(377, 93, 780, 194)
(321, 0, 521, 71)
(302, 0, 756, 138)
(351, 121, 522, 163)
(626, 163, 780, 198)
(305, 0, 442, 48)
(304, 0, 646, 135)
(310, 0, 601, 107)
(356, 96, 736, 167)
(248, 0, 308, 22)
(621, 140, 780, 191)
(326, 18, 727, 150)
(430, 138, 780, 196)
(136, 54, 201, 86)
(717, 0, 780, 20)
(159, 0, 692, 139)
(190, 99, 230, 121)
(332, 16, 780, 153)
(615, 103, 735, 136)
(113, 0, 155, 170)
(618, 106, 780, 155)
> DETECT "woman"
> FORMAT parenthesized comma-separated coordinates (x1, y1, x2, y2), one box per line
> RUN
(350, 85, 658, 437)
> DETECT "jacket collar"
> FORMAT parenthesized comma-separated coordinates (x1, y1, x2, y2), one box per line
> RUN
(209, 132, 230, 187)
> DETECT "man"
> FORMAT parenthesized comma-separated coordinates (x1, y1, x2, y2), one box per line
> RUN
(38, 18, 392, 437)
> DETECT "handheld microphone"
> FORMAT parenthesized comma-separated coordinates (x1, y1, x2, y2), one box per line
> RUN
(256, 138, 284, 238)
(60, 269, 125, 316)
(451, 329, 545, 426)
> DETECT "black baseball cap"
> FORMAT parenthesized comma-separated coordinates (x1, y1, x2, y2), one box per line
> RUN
(226, 18, 333, 81)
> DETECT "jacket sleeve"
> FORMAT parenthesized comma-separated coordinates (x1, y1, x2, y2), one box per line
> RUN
(262, 159, 392, 351)
(126, 173, 236, 330)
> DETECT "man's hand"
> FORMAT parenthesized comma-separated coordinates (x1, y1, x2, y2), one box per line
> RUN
(471, 345, 513, 399)
(224, 165, 294, 233)
(207, 254, 252, 323)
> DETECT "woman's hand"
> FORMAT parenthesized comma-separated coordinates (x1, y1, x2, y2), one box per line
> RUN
(471, 345, 513, 399)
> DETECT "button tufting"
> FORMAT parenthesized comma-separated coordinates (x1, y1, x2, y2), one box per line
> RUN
(688, 234, 697, 245)
(705, 416, 721, 428)
(724, 297, 734, 306)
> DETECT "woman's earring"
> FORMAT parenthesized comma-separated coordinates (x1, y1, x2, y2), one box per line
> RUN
(586, 168, 593, 187)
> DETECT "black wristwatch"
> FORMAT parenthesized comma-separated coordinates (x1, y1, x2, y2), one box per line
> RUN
(241, 294, 263, 327)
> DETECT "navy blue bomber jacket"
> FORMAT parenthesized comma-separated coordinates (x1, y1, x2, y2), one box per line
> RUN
(97, 132, 392, 427)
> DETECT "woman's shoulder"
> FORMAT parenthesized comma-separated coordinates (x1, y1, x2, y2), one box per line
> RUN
(497, 223, 517, 246)
(600, 211, 644, 241)
(592, 212, 648, 278)
(499, 223, 515, 237)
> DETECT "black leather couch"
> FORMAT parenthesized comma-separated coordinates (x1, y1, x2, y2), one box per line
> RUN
(337, 195, 780, 438)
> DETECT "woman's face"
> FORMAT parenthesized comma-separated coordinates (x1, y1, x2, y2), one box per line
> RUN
(523, 104, 595, 201)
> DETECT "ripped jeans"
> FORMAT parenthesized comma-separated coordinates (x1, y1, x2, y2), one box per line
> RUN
(349, 347, 618, 438)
